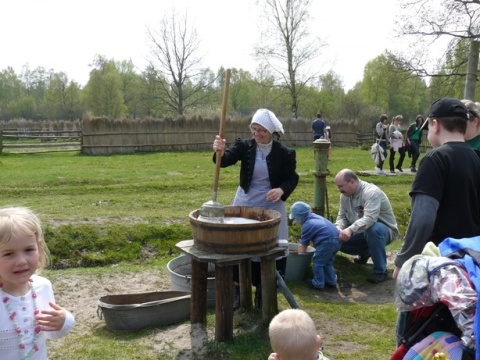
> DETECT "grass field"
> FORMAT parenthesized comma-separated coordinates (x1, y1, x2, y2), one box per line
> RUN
(0, 146, 419, 359)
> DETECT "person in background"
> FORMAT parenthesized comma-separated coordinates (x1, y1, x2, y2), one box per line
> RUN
(268, 309, 330, 360)
(462, 99, 480, 153)
(334, 169, 398, 283)
(289, 201, 340, 290)
(324, 126, 332, 159)
(0, 207, 75, 360)
(312, 113, 326, 140)
(405, 115, 425, 172)
(393, 97, 480, 345)
(375, 114, 389, 175)
(388, 115, 406, 173)
(212, 108, 299, 308)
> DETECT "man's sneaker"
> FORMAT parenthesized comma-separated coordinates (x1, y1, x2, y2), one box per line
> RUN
(410, 167, 417, 173)
(396, 166, 403, 172)
(353, 255, 370, 265)
(367, 271, 388, 284)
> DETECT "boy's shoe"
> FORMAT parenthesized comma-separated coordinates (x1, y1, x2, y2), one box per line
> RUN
(396, 166, 403, 172)
(410, 167, 417, 172)
(325, 282, 337, 289)
(353, 255, 370, 264)
(304, 278, 324, 291)
(367, 271, 388, 284)
(390, 170, 395, 174)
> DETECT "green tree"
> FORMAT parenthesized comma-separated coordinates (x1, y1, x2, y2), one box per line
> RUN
(43, 72, 84, 120)
(228, 68, 257, 116)
(360, 52, 428, 120)
(0, 67, 24, 120)
(117, 60, 145, 118)
(85, 56, 127, 117)
(20, 65, 49, 119)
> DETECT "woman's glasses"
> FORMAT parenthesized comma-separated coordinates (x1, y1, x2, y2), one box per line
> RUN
(250, 127, 268, 134)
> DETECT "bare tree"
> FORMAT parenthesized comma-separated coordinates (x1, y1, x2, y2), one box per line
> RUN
(255, 0, 324, 118)
(147, 12, 214, 115)
(396, 0, 480, 99)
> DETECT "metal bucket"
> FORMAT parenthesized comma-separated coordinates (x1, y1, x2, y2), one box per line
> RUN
(97, 291, 191, 331)
(167, 255, 216, 307)
(189, 206, 281, 254)
(285, 243, 314, 281)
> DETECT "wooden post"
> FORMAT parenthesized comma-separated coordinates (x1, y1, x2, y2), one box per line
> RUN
(260, 255, 278, 323)
(238, 259, 252, 309)
(215, 264, 233, 341)
(190, 258, 208, 325)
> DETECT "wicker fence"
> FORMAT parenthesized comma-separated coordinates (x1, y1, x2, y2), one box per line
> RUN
(81, 116, 360, 155)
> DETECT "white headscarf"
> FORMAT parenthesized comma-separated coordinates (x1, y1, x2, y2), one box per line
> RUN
(251, 109, 284, 134)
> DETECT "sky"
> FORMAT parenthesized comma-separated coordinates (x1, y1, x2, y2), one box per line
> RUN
(1, 0, 402, 91)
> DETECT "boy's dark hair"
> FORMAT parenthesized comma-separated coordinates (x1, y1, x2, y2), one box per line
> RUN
(428, 116, 467, 134)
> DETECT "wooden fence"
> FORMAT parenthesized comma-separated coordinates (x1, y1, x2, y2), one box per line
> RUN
(0, 128, 82, 154)
(1, 117, 429, 154)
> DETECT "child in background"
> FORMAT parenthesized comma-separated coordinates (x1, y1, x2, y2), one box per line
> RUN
(0, 207, 75, 360)
(289, 201, 340, 290)
(268, 309, 330, 360)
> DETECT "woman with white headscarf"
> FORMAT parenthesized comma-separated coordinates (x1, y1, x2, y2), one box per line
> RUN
(213, 108, 299, 308)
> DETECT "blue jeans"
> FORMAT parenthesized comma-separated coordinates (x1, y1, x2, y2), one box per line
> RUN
(339, 222, 391, 274)
(312, 238, 341, 288)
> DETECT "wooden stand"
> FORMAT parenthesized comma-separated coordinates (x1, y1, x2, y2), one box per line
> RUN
(175, 240, 285, 342)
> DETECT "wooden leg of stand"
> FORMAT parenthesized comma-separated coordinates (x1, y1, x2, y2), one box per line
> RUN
(215, 264, 233, 342)
(191, 258, 208, 325)
(239, 259, 252, 309)
(260, 256, 278, 323)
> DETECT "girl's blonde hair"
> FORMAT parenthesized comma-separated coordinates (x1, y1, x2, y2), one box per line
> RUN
(0, 207, 50, 271)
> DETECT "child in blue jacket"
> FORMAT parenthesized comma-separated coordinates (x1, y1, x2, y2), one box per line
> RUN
(290, 201, 340, 290)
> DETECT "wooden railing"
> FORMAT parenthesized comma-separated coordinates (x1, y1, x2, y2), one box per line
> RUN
(0, 128, 82, 154)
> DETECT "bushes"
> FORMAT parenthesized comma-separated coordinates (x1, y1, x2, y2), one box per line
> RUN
(44, 223, 192, 269)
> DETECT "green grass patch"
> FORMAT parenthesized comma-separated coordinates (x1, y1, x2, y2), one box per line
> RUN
(0, 146, 422, 359)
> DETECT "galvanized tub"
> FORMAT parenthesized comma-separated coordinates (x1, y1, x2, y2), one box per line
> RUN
(284, 243, 315, 281)
(167, 255, 216, 307)
(189, 206, 281, 254)
(97, 291, 191, 331)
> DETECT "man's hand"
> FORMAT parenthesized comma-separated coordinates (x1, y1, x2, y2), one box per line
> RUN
(338, 228, 353, 242)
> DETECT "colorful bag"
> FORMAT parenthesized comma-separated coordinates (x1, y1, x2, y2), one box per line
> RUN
(403, 331, 463, 360)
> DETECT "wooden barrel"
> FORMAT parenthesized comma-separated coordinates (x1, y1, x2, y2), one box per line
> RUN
(189, 206, 281, 254)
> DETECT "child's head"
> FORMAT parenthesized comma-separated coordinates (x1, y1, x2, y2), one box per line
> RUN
(289, 202, 311, 225)
(269, 309, 321, 360)
(0, 207, 50, 271)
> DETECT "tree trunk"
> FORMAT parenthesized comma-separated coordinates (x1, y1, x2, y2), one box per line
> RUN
(464, 40, 480, 100)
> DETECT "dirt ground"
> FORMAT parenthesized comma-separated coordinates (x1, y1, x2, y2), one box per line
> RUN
(47, 249, 398, 359)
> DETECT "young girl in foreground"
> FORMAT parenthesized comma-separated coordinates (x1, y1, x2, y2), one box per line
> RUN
(0, 207, 75, 359)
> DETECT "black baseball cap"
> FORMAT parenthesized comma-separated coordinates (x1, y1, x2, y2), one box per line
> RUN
(420, 97, 469, 130)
